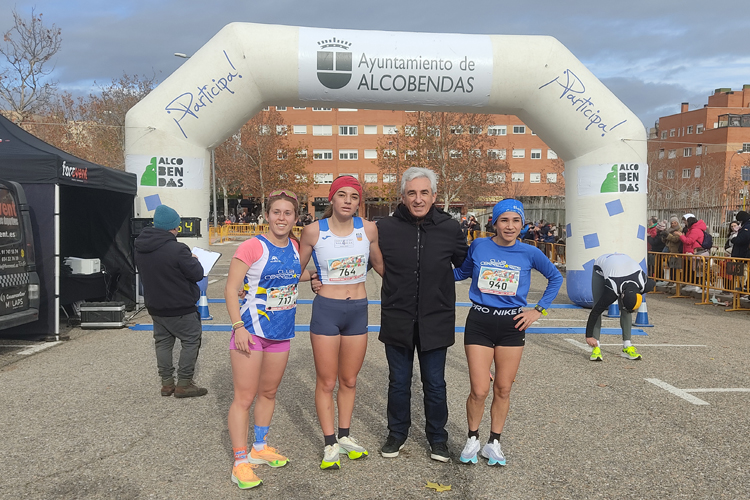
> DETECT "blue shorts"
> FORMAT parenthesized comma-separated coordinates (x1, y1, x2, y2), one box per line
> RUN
(310, 295, 368, 336)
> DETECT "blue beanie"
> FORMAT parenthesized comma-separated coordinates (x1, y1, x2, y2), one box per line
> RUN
(492, 199, 525, 223)
(153, 205, 181, 230)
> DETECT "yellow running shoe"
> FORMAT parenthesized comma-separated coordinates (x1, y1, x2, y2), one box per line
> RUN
(249, 444, 289, 467)
(320, 443, 341, 470)
(231, 462, 262, 489)
(338, 435, 369, 460)
(621, 345, 642, 360)
(590, 346, 603, 362)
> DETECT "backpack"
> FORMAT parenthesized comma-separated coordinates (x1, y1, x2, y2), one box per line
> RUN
(701, 230, 713, 250)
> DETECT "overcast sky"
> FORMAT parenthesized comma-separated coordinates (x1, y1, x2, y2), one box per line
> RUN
(1, 0, 748, 130)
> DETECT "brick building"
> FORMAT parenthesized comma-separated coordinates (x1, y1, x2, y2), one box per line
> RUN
(267, 107, 563, 218)
(648, 86, 750, 211)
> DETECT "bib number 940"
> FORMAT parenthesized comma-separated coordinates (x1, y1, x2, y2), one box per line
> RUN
(477, 266, 519, 296)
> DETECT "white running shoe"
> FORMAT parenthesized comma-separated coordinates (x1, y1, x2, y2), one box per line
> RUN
(459, 436, 480, 464)
(338, 435, 369, 459)
(320, 443, 340, 470)
(481, 439, 506, 466)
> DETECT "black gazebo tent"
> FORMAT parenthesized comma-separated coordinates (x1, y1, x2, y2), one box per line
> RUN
(0, 114, 137, 338)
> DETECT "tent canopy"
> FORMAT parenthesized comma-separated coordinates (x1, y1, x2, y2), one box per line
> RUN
(0, 113, 136, 193)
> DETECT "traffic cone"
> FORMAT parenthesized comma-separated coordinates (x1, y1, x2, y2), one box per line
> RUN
(605, 302, 620, 318)
(197, 276, 213, 321)
(633, 296, 654, 327)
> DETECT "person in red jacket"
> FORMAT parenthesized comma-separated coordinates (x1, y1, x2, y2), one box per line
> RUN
(679, 216, 708, 255)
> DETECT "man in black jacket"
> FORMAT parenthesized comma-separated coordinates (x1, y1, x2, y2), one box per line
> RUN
(731, 211, 750, 259)
(377, 167, 467, 462)
(135, 205, 207, 398)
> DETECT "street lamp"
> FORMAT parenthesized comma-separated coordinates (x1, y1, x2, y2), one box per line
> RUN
(173, 52, 218, 228)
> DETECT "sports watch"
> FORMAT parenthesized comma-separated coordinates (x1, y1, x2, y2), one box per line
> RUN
(534, 305, 548, 316)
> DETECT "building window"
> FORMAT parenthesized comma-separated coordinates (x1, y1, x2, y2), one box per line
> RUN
(315, 173, 334, 184)
(313, 125, 333, 136)
(530, 173, 541, 183)
(657, 171, 663, 179)
(658, 149, 665, 159)
(682, 168, 691, 178)
(364, 149, 377, 159)
(262, 106, 269, 111)
(450, 125, 463, 134)
(661, 131, 668, 139)
(405, 125, 417, 136)
(694, 166, 701, 178)
(296, 149, 307, 159)
(683, 147, 692, 157)
(547, 150, 558, 159)
(276, 125, 287, 135)
(530, 149, 542, 159)
(277, 149, 287, 160)
(668, 149, 676, 159)
(276, 106, 287, 111)
(293, 106, 306, 110)
(426, 150, 438, 159)
(512, 149, 525, 158)
(383, 174, 396, 183)
(511, 172, 524, 182)
(296, 174, 307, 182)
(667, 170, 675, 179)
(687, 125, 693, 134)
(696, 144, 702, 155)
(449, 150, 462, 159)
(382, 149, 396, 158)
(293, 125, 307, 134)
(469, 126, 482, 134)
(546, 173, 557, 183)
(312, 107, 332, 111)
(512, 125, 526, 134)
(339, 125, 358, 136)
(339, 173, 359, 179)
(338, 108, 358, 111)
(696, 124, 703, 134)
(487, 149, 507, 160)
(258, 125, 270, 135)
(531, 130, 536, 135)
(313, 149, 333, 160)
(426, 126, 440, 137)
(743, 143, 750, 153)
(669, 129, 675, 137)
(406, 150, 418, 160)
(339, 149, 358, 160)
(364, 125, 377, 135)
(487, 125, 507, 136)
(364, 173, 378, 183)
(487, 172, 506, 184)
(383, 125, 398, 135)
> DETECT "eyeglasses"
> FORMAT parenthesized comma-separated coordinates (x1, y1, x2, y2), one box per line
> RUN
(269, 189, 298, 202)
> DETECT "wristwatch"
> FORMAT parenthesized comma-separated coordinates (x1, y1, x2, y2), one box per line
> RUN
(534, 305, 548, 316)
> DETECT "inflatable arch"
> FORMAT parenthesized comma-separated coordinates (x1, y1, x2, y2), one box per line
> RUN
(125, 23, 648, 306)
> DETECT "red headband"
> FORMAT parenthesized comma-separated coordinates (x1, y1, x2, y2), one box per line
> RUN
(328, 175, 363, 201)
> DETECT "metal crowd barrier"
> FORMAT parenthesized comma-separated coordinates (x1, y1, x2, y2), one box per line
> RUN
(209, 223, 302, 244)
(649, 251, 750, 312)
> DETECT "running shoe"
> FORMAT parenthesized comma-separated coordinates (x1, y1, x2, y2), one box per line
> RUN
(459, 436, 480, 464)
(320, 443, 340, 470)
(338, 435, 369, 460)
(621, 345, 642, 360)
(248, 444, 288, 467)
(231, 462, 262, 489)
(380, 435, 405, 458)
(481, 439, 506, 466)
(590, 346, 603, 362)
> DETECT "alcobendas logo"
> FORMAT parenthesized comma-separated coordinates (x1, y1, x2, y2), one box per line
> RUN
(140, 157, 187, 188)
(317, 37, 352, 90)
(600, 164, 642, 193)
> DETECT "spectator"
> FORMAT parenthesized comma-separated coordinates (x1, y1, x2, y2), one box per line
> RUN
(460, 217, 469, 240)
(725, 221, 740, 255)
(679, 216, 708, 255)
(663, 217, 683, 253)
(484, 217, 496, 235)
(519, 222, 533, 240)
(646, 216, 659, 251)
(732, 211, 750, 258)
(648, 220, 666, 252)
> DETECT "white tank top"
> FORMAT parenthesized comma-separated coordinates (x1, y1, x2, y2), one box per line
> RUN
(312, 217, 371, 285)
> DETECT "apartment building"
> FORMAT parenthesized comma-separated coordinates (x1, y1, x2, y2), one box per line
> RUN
(268, 107, 563, 217)
(648, 86, 750, 204)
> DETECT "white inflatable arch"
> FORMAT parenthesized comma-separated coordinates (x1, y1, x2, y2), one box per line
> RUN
(125, 23, 648, 306)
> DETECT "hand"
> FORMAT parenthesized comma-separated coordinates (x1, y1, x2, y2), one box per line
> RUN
(237, 288, 247, 299)
(513, 309, 542, 331)
(585, 337, 599, 347)
(310, 273, 322, 294)
(191, 253, 198, 258)
(233, 326, 255, 353)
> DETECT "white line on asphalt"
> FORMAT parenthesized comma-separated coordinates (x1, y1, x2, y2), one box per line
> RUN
(645, 378, 710, 405)
(18, 342, 62, 356)
(208, 279, 219, 284)
(0, 344, 36, 349)
(565, 339, 591, 352)
(600, 344, 707, 347)
(683, 388, 750, 393)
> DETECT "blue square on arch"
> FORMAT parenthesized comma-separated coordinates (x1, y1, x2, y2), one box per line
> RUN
(637, 225, 646, 240)
(566, 223, 572, 238)
(583, 233, 600, 249)
(605, 199, 624, 216)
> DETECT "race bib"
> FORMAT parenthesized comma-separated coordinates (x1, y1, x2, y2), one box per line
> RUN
(327, 255, 367, 281)
(265, 284, 298, 311)
(478, 266, 520, 296)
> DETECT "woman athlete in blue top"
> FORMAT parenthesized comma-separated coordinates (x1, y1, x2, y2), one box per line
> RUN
(454, 199, 563, 466)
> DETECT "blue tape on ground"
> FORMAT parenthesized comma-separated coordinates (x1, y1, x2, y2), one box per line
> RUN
(206, 298, 584, 309)
(130, 324, 645, 335)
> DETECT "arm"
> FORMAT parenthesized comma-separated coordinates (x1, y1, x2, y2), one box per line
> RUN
(451, 223, 469, 268)
(532, 248, 563, 309)
(177, 244, 205, 282)
(364, 220, 384, 276)
(298, 222, 319, 273)
(224, 257, 254, 353)
(453, 240, 474, 281)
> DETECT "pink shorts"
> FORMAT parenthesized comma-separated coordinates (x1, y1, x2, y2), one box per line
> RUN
(230, 332, 291, 353)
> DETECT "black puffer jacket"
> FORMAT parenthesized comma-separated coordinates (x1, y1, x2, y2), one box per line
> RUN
(732, 220, 750, 258)
(134, 227, 204, 317)
(378, 204, 467, 351)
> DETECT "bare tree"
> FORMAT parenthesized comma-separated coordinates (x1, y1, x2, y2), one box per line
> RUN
(0, 8, 62, 122)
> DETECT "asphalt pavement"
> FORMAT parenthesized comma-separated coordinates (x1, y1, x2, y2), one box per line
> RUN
(1, 240, 748, 499)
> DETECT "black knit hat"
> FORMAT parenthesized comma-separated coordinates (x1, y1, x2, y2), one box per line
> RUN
(736, 211, 750, 223)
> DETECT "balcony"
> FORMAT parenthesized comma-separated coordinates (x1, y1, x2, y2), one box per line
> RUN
(717, 113, 750, 128)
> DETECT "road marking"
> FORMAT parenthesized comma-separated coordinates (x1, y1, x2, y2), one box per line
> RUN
(682, 388, 750, 393)
(208, 279, 219, 285)
(645, 378, 710, 406)
(565, 339, 706, 353)
(18, 342, 62, 356)
(565, 339, 591, 352)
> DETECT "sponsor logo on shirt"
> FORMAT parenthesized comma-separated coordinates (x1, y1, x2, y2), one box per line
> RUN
(480, 259, 521, 271)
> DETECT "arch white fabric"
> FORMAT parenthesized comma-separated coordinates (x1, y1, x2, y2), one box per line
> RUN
(125, 23, 647, 306)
